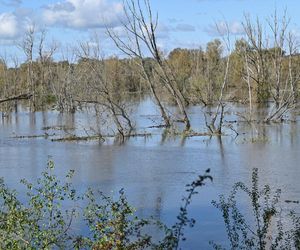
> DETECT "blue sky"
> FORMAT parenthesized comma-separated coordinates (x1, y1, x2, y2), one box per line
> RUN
(0, 0, 299, 61)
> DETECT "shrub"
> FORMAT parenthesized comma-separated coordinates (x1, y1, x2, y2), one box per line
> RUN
(0, 160, 78, 249)
(211, 168, 300, 250)
(0, 160, 212, 249)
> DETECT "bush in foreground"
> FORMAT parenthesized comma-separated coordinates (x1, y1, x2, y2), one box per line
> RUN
(0, 161, 298, 249)
(0, 160, 212, 249)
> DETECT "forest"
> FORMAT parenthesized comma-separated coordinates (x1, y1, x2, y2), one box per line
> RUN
(1, 2, 299, 139)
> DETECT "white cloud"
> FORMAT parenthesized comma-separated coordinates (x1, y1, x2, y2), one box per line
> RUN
(0, 8, 37, 43)
(175, 23, 196, 32)
(0, 0, 22, 6)
(229, 21, 244, 35)
(168, 18, 183, 23)
(42, 0, 124, 29)
(156, 23, 171, 39)
(0, 12, 19, 39)
(164, 21, 196, 33)
(205, 21, 244, 36)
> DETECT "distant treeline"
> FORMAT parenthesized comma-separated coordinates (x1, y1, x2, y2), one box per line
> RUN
(1, 38, 299, 107)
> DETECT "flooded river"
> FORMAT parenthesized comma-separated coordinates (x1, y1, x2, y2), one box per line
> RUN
(0, 99, 299, 249)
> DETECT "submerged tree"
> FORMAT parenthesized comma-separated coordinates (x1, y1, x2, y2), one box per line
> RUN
(242, 11, 299, 122)
(108, 0, 191, 130)
(74, 36, 134, 139)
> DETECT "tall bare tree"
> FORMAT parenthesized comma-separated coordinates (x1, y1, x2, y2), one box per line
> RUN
(73, 36, 134, 138)
(204, 23, 231, 135)
(20, 25, 36, 110)
(107, 0, 192, 130)
(243, 11, 298, 122)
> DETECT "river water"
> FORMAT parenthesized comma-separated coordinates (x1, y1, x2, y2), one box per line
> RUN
(0, 98, 299, 249)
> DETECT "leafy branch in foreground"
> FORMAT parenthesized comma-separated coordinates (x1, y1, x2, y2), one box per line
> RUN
(76, 188, 152, 249)
(211, 168, 300, 250)
(0, 161, 212, 249)
(1, 161, 299, 249)
(76, 169, 212, 250)
(157, 169, 213, 250)
(0, 160, 79, 249)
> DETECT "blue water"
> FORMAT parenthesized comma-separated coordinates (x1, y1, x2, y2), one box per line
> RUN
(0, 100, 299, 249)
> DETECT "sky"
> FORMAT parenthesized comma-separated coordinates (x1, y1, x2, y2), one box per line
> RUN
(0, 0, 299, 62)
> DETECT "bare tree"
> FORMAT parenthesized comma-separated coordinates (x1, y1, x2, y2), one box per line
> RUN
(107, 0, 192, 130)
(243, 15, 270, 103)
(36, 29, 59, 109)
(243, 11, 297, 122)
(19, 25, 36, 110)
(267, 10, 289, 108)
(50, 45, 77, 113)
(73, 36, 134, 139)
(204, 21, 231, 135)
(287, 32, 300, 103)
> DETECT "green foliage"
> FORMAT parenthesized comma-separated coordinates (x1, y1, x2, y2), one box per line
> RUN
(1, 161, 298, 249)
(0, 161, 212, 250)
(211, 168, 300, 250)
(157, 169, 213, 250)
(78, 188, 152, 249)
(75, 167, 212, 250)
(0, 160, 78, 249)
(43, 94, 57, 104)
